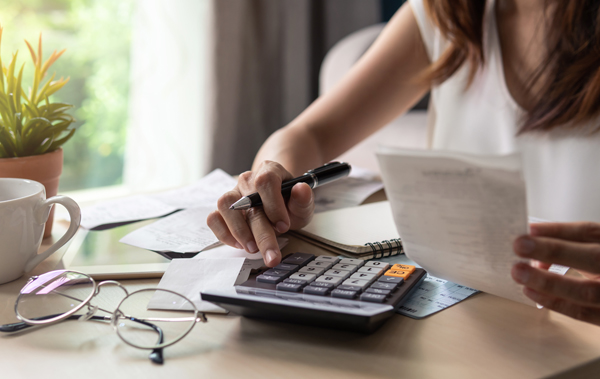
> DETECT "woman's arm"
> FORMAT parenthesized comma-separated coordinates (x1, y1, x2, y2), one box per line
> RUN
(208, 2, 431, 267)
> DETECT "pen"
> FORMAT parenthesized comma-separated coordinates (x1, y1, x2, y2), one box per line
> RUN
(229, 161, 351, 210)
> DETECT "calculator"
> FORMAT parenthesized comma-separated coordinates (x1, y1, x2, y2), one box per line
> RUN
(201, 252, 426, 332)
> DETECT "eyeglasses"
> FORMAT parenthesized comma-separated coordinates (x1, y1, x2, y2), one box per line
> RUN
(0, 270, 207, 364)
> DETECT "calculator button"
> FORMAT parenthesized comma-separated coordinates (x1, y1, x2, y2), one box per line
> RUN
(360, 293, 387, 303)
(315, 276, 344, 286)
(332, 264, 358, 273)
(289, 272, 317, 282)
(365, 287, 392, 296)
(364, 261, 390, 269)
(256, 275, 284, 284)
(282, 252, 315, 266)
(299, 266, 327, 276)
(276, 283, 304, 292)
(377, 276, 404, 284)
(370, 282, 398, 291)
(315, 256, 340, 263)
(263, 269, 291, 278)
(337, 285, 363, 293)
(324, 269, 351, 279)
(349, 272, 377, 283)
(274, 263, 299, 272)
(311, 282, 335, 289)
(331, 289, 358, 299)
(307, 261, 335, 270)
(358, 267, 385, 276)
(283, 278, 308, 286)
(303, 286, 331, 296)
(341, 279, 370, 289)
(339, 258, 365, 267)
(384, 270, 411, 279)
(391, 264, 415, 274)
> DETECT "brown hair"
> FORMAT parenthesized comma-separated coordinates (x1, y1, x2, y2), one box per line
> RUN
(423, 0, 600, 133)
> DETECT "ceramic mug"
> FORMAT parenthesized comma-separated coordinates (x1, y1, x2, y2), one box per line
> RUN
(0, 178, 81, 284)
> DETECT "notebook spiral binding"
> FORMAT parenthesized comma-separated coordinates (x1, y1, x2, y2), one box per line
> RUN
(364, 238, 403, 259)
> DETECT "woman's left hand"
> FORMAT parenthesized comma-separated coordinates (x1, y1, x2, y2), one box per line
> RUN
(512, 222, 600, 326)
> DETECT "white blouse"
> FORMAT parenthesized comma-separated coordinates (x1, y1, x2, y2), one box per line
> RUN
(410, 0, 600, 222)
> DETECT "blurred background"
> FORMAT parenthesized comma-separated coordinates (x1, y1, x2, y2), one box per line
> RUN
(0, 0, 407, 195)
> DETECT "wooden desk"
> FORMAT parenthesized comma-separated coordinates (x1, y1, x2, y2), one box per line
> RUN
(1, 223, 600, 379)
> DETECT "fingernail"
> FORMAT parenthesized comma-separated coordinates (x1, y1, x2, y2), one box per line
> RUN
(235, 242, 243, 250)
(247, 241, 258, 253)
(512, 265, 530, 284)
(515, 237, 535, 256)
(275, 221, 288, 233)
(265, 250, 278, 266)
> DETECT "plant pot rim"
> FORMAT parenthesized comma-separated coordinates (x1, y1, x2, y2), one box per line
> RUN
(0, 148, 63, 162)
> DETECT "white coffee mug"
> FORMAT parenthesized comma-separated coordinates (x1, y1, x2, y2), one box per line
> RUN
(0, 178, 81, 284)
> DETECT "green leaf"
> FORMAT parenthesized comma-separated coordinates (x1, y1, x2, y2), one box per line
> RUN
(33, 136, 53, 155)
(48, 127, 75, 151)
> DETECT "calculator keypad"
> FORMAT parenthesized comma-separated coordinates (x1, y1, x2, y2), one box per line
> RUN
(256, 252, 416, 304)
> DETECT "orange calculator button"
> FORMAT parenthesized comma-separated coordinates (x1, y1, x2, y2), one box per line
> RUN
(384, 270, 411, 279)
(391, 264, 415, 274)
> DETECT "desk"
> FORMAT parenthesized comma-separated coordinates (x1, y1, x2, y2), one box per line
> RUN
(2, 223, 600, 379)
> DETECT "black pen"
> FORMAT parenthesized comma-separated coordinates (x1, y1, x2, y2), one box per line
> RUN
(229, 162, 351, 210)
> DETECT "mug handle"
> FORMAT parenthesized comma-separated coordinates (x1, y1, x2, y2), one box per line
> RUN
(24, 195, 82, 272)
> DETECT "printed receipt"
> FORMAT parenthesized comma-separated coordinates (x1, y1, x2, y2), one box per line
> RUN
(377, 147, 538, 306)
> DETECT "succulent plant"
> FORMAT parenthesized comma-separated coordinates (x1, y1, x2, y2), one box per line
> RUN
(0, 26, 76, 158)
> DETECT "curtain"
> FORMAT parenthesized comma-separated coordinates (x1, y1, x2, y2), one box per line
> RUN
(124, 0, 210, 192)
(206, 0, 381, 175)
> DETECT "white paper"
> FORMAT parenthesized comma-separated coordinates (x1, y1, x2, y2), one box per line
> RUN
(150, 169, 237, 209)
(120, 207, 220, 253)
(313, 166, 384, 213)
(80, 195, 178, 230)
(377, 147, 533, 306)
(80, 169, 236, 230)
(149, 258, 246, 313)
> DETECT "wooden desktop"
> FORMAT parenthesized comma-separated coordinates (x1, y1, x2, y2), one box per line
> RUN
(1, 218, 600, 379)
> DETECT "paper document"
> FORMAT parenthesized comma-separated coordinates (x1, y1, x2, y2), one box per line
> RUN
(81, 195, 178, 230)
(149, 239, 289, 313)
(377, 147, 534, 306)
(81, 169, 237, 230)
(150, 169, 237, 209)
(149, 258, 246, 313)
(120, 207, 221, 253)
(313, 166, 384, 213)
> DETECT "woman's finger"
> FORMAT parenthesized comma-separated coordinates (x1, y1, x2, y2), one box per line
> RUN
(245, 207, 281, 267)
(217, 190, 258, 253)
(530, 222, 600, 243)
(514, 235, 600, 273)
(522, 287, 600, 326)
(287, 182, 314, 230)
(207, 211, 243, 249)
(253, 163, 292, 233)
(512, 262, 600, 306)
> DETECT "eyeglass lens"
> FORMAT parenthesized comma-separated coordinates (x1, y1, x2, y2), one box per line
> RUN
(16, 271, 95, 323)
(114, 289, 197, 349)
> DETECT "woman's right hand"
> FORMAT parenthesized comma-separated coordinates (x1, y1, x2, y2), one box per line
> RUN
(207, 160, 315, 267)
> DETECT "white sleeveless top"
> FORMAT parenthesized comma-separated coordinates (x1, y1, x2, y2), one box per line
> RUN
(410, 0, 600, 222)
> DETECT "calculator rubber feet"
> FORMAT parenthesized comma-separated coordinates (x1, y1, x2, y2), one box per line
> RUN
(201, 253, 426, 332)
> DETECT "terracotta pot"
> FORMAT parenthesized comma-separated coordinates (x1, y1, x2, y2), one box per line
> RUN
(0, 148, 63, 238)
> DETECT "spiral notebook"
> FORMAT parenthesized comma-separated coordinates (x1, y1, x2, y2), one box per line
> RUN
(291, 201, 403, 259)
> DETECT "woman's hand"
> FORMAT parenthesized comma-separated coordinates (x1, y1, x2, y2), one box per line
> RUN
(207, 161, 315, 267)
(512, 222, 600, 325)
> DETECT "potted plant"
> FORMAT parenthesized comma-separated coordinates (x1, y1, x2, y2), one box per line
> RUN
(0, 26, 76, 238)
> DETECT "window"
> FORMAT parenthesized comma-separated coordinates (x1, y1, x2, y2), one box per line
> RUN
(1, 0, 209, 196)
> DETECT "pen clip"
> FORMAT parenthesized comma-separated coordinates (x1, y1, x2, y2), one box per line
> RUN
(307, 161, 345, 174)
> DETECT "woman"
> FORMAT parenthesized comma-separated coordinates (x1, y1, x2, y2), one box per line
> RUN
(207, 0, 600, 325)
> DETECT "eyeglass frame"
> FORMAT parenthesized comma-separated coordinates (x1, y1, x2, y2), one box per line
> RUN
(5, 270, 207, 363)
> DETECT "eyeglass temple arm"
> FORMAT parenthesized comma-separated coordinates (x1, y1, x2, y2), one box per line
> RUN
(0, 314, 110, 332)
(124, 316, 165, 365)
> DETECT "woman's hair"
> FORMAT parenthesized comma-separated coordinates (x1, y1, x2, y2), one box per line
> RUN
(423, 0, 600, 133)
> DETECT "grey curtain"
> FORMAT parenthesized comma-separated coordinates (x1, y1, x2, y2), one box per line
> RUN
(206, 0, 381, 175)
